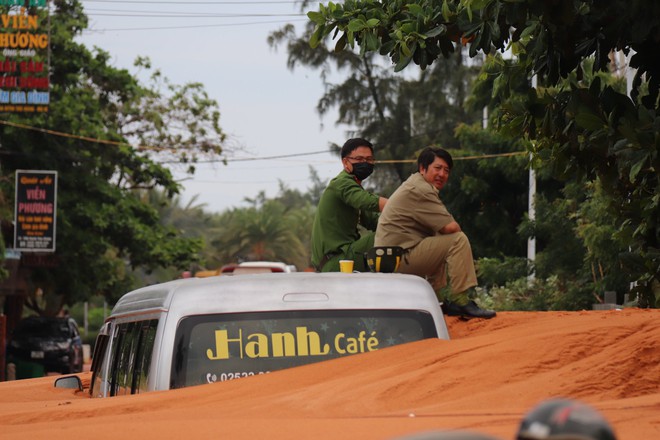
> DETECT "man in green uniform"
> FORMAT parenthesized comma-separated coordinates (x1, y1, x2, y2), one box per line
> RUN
(375, 147, 495, 319)
(311, 138, 387, 272)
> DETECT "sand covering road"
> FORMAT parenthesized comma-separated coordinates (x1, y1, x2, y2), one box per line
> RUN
(1, 309, 658, 439)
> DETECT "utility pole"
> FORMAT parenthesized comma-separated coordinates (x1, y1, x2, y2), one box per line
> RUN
(527, 75, 538, 283)
(409, 100, 415, 136)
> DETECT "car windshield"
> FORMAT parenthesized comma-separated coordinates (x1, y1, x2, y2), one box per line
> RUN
(15, 319, 69, 337)
(170, 309, 438, 389)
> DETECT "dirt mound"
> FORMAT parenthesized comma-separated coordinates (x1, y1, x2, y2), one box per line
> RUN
(1, 309, 658, 439)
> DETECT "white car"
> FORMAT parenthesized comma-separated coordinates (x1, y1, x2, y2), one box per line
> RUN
(224, 261, 297, 274)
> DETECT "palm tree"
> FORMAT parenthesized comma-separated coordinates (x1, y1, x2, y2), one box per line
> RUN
(211, 200, 308, 270)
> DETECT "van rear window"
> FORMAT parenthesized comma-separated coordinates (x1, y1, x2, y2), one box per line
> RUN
(170, 310, 437, 388)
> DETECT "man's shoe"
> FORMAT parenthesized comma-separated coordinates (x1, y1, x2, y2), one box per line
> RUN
(443, 300, 496, 319)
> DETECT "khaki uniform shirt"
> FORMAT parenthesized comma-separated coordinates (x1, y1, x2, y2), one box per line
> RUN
(375, 172, 454, 249)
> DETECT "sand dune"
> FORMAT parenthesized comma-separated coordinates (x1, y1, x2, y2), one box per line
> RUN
(1, 309, 658, 439)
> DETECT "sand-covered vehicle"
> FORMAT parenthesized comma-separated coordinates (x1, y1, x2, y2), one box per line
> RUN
(60, 272, 449, 397)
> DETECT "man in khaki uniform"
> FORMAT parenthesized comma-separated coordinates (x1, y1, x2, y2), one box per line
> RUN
(375, 147, 495, 319)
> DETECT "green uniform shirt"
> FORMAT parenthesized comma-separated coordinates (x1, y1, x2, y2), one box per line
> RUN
(311, 170, 380, 271)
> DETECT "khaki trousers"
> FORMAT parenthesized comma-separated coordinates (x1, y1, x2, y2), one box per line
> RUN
(398, 232, 477, 301)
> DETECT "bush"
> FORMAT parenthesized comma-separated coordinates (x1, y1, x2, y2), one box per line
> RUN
(481, 276, 597, 311)
(476, 256, 530, 288)
(69, 299, 108, 344)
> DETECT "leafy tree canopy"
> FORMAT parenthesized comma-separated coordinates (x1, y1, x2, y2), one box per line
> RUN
(309, 0, 659, 306)
(0, 0, 228, 312)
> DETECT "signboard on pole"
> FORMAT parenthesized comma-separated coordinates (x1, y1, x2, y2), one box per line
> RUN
(0, 0, 50, 113)
(14, 169, 57, 252)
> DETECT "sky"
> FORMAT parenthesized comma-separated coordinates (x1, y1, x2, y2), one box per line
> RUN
(77, 0, 352, 213)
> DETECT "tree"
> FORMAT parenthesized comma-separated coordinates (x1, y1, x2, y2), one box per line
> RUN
(0, 0, 228, 312)
(309, 0, 660, 306)
(210, 198, 309, 270)
(131, 191, 216, 285)
(269, 4, 482, 192)
(444, 123, 530, 259)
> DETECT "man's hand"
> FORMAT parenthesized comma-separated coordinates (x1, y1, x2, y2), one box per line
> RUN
(439, 221, 461, 234)
(378, 196, 388, 212)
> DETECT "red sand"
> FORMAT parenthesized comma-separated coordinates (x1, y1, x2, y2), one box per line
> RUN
(1, 309, 658, 439)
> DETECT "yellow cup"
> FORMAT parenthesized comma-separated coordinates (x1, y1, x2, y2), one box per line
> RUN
(339, 259, 354, 273)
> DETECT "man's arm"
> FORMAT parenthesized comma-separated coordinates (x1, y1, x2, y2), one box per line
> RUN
(439, 221, 461, 234)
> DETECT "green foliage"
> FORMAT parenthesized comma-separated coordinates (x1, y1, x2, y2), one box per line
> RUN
(219, 165, 333, 270)
(518, 191, 587, 280)
(209, 197, 311, 271)
(270, 6, 482, 190)
(69, 296, 107, 344)
(128, 191, 214, 286)
(511, 78, 660, 306)
(312, 1, 660, 94)
(476, 256, 530, 288)
(0, 0, 225, 310)
(573, 180, 631, 295)
(0, 220, 6, 281)
(443, 123, 530, 258)
(483, 276, 597, 311)
(309, 0, 660, 306)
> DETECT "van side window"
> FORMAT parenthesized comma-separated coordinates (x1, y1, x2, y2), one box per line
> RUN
(90, 332, 109, 398)
(108, 319, 159, 396)
(133, 320, 158, 394)
(110, 322, 133, 396)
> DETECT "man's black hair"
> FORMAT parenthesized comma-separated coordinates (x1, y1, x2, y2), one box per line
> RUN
(341, 138, 374, 158)
(417, 147, 453, 171)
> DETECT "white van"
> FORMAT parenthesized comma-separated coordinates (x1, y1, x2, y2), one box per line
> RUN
(83, 272, 449, 398)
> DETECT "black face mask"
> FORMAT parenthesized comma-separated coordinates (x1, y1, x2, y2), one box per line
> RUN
(351, 162, 374, 181)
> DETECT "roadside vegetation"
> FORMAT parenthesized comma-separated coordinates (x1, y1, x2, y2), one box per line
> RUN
(1, 0, 657, 327)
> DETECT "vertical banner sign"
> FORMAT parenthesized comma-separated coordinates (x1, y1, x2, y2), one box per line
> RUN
(14, 170, 57, 252)
(0, 0, 50, 113)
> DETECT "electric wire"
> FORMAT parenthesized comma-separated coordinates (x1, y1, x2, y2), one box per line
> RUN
(80, 0, 313, 31)
(84, 1, 315, 4)
(84, 19, 307, 32)
(0, 119, 527, 164)
(85, 11, 305, 18)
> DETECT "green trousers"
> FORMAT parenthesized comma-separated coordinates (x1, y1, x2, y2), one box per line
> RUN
(321, 232, 375, 273)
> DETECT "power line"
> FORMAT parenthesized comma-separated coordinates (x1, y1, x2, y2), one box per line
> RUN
(0, 119, 332, 162)
(85, 10, 305, 18)
(85, 18, 307, 32)
(0, 119, 169, 152)
(158, 150, 331, 164)
(84, 0, 314, 4)
(1, 119, 527, 164)
(161, 152, 527, 165)
(377, 152, 527, 164)
(183, 178, 312, 184)
(81, 0, 311, 31)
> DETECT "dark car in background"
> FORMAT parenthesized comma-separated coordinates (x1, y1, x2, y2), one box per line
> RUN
(7, 316, 84, 374)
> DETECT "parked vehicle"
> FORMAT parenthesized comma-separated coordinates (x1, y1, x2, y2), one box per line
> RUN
(82, 272, 449, 398)
(8, 316, 84, 374)
(220, 261, 297, 275)
(192, 261, 297, 278)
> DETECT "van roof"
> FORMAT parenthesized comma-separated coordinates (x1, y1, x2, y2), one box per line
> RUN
(110, 272, 439, 320)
